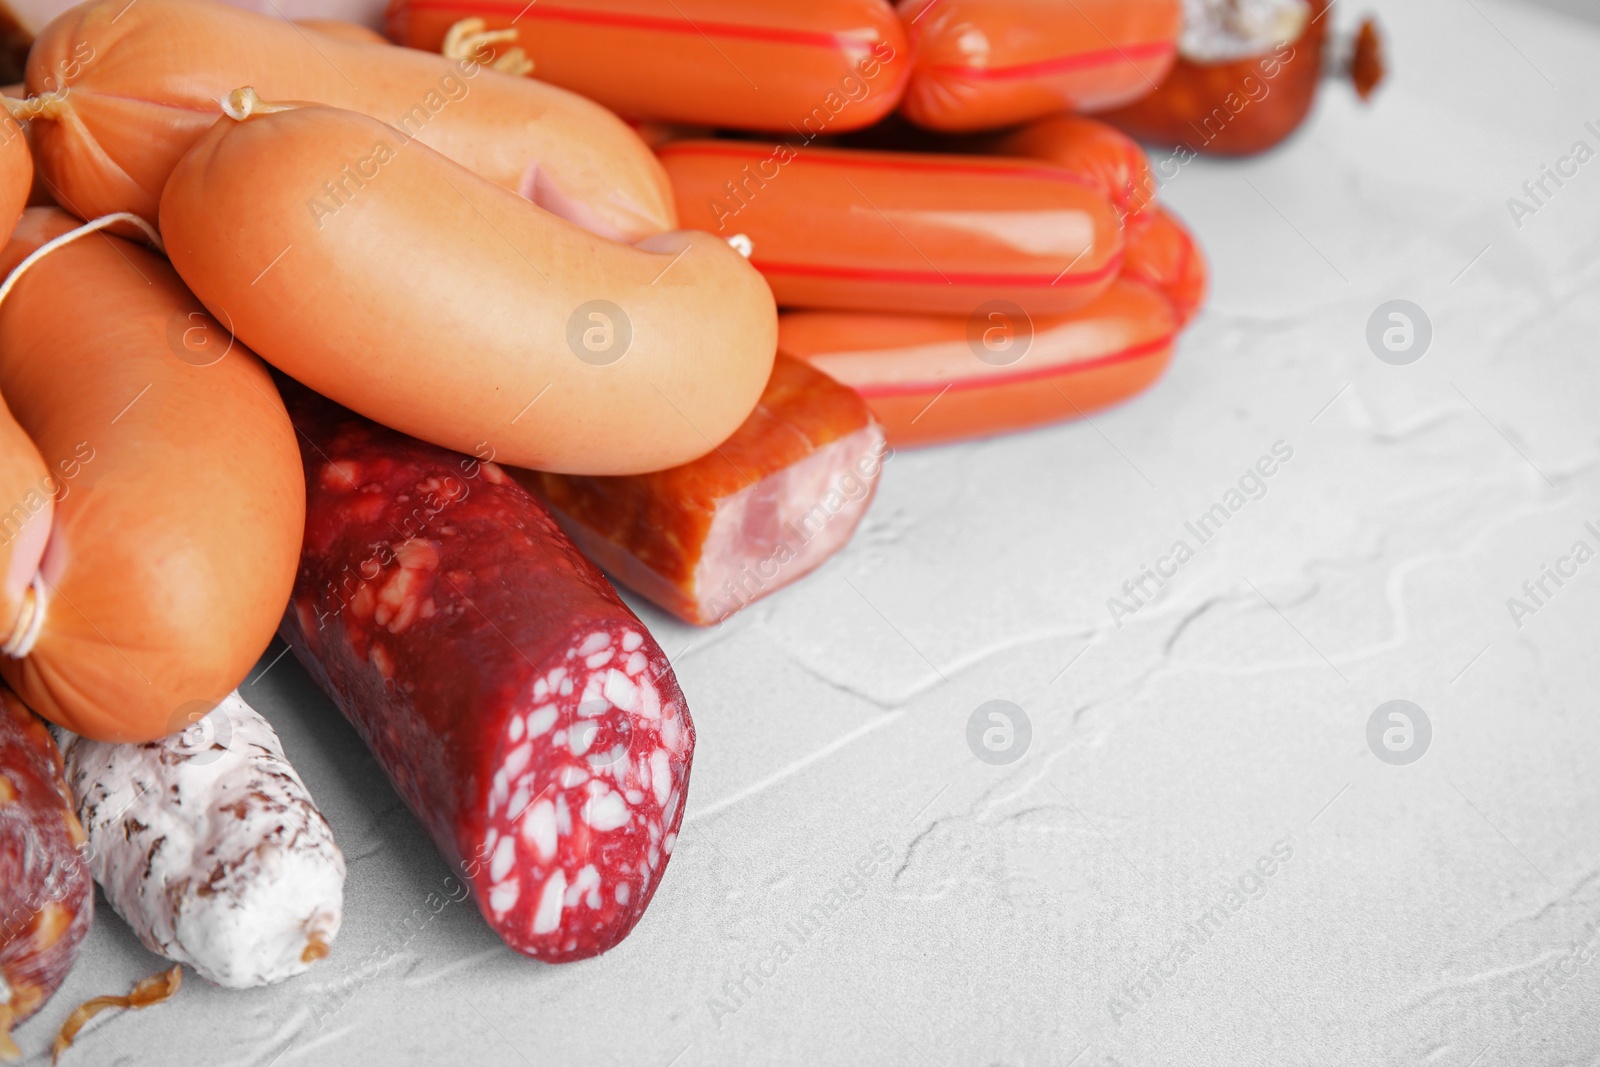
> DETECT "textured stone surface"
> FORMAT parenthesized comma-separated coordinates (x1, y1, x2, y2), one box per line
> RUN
(16, 0, 1600, 1061)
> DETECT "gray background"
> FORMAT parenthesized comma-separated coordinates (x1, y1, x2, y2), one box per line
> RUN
(1525, 0, 1600, 27)
(15, 0, 1600, 1062)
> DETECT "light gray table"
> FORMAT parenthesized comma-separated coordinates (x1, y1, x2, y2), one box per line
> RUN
(16, 0, 1600, 1062)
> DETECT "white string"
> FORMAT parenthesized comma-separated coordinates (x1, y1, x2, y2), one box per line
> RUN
(1, 574, 47, 658)
(0, 212, 162, 657)
(0, 212, 163, 310)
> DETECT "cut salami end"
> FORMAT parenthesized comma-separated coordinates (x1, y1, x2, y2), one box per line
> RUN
(474, 624, 690, 959)
(524, 356, 886, 626)
(0, 683, 91, 1050)
(279, 384, 693, 962)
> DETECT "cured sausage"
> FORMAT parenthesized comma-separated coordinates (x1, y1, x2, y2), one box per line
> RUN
(660, 140, 1123, 316)
(1101, 0, 1382, 156)
(520, 356, 885, 626)
(55, 691, 345, 989)
(0, 683, 91, 1060)
(279, 386, 694, 962)
(162, 96, 773, 476)
(0, 208, 304, 743)
(896, 0, 1182, 132)
(22, 0, 675, 241)
(990, 114, 1155, 221)
(1122, 205, 1206, 325)
(387, 0, 912, 133)
(778, 278, 1175, 446)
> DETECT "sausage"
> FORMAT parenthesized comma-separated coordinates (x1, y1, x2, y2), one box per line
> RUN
(0, 683, 91, 1060)
(22, 0, 675, 242)
(896, 0, 1182, 132)
(388, 0, 911, 133)
(1099, 0, 1383, 156)
(0, 399, 51, 651)
(519, 356, 886, 626)
(990, 115, 1156, 221)
(160, 98, 775, 476)
(778, 278, 1176, 446)
(55, 691, 345, 989)
(294, 17, 390, 44)
(1122, 205, 1207, 326)
(0, 208, 304, 743)
(659, 140, 1123, 316)
(278, 385, 694, 962)
(0, 111, 26, 238)
(0, 94, 52, 210)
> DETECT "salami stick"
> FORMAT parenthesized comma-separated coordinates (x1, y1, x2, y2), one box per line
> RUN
(56, 691, 345, 989)
(279, 388, 694, 962)
(0, 684, 90, 1059)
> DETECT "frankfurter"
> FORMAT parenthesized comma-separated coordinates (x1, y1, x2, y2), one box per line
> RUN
(56, 691, 345, 989)
(1122, 205, 1207, 325)
(0, 208, 304, 743)
(23, 0, 675, 241)
(660, 140, 1122, 316)
(0, 683, 91, 1060)
(896, 0, 1182, 132)
(280, 386, 694, 962)
(388, 0, 911, 133)
(990, 115, 1155, 221)
(520, 356, 885, 626)
(779, 278, 1176, 446)
(161, 96, 773, 475)
(1101, 0, 1382, 156)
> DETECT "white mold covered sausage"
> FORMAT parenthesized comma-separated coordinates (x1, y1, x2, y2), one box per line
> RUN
(54, 691, 345, 988)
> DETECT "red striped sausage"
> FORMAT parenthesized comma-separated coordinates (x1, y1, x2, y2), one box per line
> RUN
(0, 683, 91, 1059)
(991, 114, 1156, 220)
(387, 0, 912, 133)
(896, 0, 1182, 131)
(23, 0, 674, 241)
(660, 140, 1123, 316)
(519, 356, 885, 626)
(779, 278, 1175, 446)
(1122, 205, 1207, 326)
(280, 386, 693, 962)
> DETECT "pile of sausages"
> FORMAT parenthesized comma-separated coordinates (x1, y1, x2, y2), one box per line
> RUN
(0, 0, 1380, 1055)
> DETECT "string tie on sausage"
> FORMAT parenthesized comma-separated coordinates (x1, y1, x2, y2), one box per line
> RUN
(4, 92, 66, 122)
(726, 234, 754, 259)
(0, 212, 164, 310)
(0, 212, 165, 658)
(442, 17, 535, 76)
(2, 574, 47, 659)
(220, 87, 301, 121)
